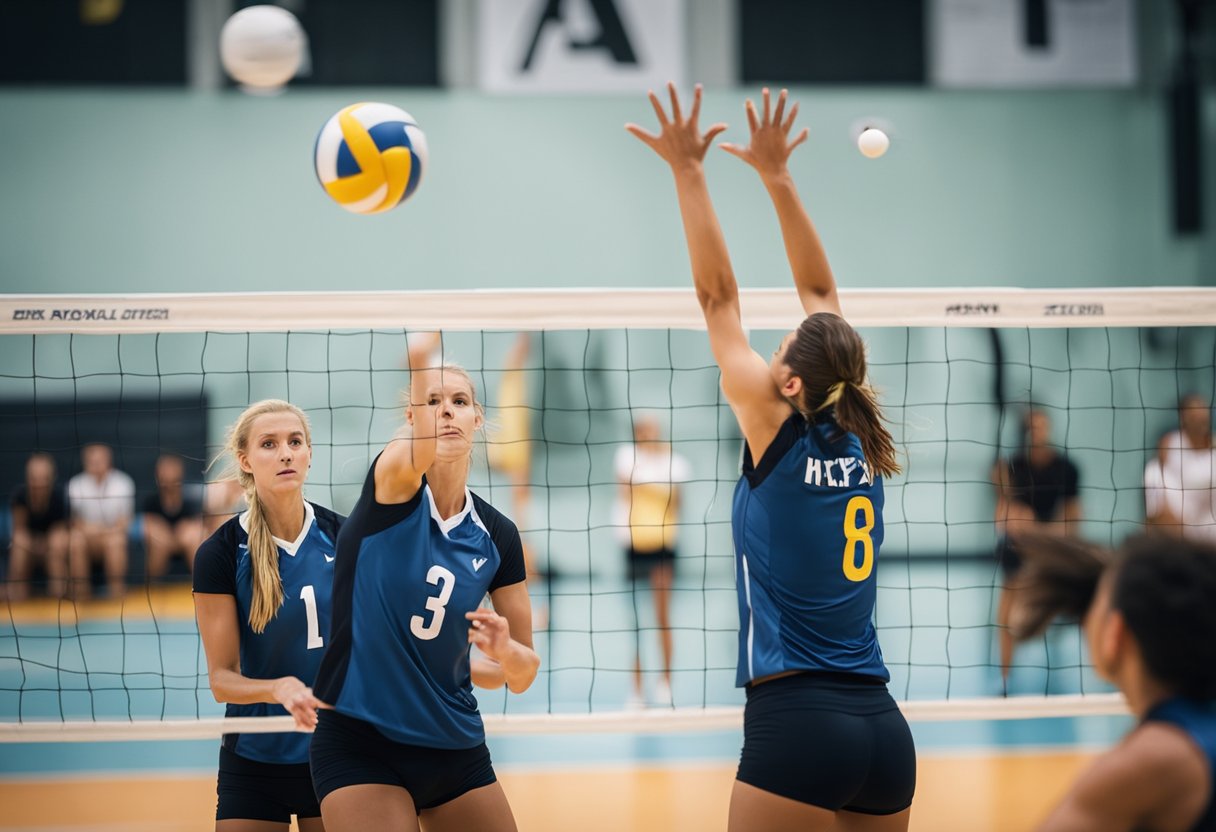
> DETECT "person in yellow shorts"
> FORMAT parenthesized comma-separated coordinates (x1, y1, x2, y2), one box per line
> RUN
(615, 414, 691, 708)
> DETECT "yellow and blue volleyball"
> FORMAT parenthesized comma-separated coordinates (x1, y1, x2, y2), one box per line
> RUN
(313, 102, 427, 214)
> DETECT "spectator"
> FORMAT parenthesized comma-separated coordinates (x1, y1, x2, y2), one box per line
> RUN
(992, 408, 1082, 684)
(615, 413, 691, 708)
(7, 453, 70, 601)
(67, 443, 135, 599)
(142, 454, 205, 581)
(1145, 393, 1216, 543)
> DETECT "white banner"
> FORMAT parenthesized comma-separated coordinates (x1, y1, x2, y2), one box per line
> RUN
(477, 0, 684, 93)
(931, 0, 1136, 87)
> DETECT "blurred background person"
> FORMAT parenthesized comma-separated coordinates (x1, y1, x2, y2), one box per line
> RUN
(6, 452, 70, 602)
(992, 408, 1082, 685)
(141, 453, 205, 582)
(615, 413, 690, 708)
(1144, 393, 1216, 543)
(67, 443, 135, 600)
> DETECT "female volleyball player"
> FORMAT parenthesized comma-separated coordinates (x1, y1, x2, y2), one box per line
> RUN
(629, 85, 915, 830)
(310, 365, 538, 832)
(1009, 532, 1216, 831)
(193, 399, 344, 831)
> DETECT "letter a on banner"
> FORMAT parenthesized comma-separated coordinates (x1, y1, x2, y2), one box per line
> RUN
(478, 0, 685, 93)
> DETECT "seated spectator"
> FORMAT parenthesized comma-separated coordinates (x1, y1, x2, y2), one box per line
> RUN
(7, 453, 69, 601)
(992, 408, 1082, 683)
(1145, 393, 1216, 543)
(142, 454, 205, 581)
(67, 443, 135, 599)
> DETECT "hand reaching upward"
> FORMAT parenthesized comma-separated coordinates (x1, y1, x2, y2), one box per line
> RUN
(719, 87, 809, 180)
(626, 83, 727, 170)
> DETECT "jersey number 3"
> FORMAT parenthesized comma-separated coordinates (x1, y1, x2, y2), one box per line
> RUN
(410, 565, 457, 641)
(843, 495, 875, 582)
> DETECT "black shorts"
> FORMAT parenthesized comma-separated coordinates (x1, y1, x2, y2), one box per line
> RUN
(310, 709, 497, 811)
(737, 671, 916, 815)
(216, 745, 321, 823)
(996, 536, 1022, 577)
(628, 546, 675, 582)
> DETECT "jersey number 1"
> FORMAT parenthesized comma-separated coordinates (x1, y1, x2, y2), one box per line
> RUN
(842, 495, 875, 582)
(410, 565, 456, 641)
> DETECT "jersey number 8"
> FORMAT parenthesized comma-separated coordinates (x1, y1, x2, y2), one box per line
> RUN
(842, 495, 875, 582)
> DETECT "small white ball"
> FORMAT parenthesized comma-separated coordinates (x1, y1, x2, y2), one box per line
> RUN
(220, 5, 305, 90)
(857, 127, 890, 159)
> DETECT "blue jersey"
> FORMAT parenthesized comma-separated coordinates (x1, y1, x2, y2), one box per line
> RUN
(1144, 697, 1216, 831)
(313, 460, 527, 750)
(732, 413, 888, 686)
(193, 501, 344, 764)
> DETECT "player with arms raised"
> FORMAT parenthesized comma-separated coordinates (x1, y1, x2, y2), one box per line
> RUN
(309, 365, 539, 832)
(628, 85, 915, 831)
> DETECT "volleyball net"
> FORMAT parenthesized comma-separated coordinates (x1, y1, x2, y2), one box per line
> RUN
(1, 287, 1212, 741)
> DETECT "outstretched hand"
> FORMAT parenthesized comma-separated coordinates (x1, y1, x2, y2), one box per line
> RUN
(719, 87, 808, 179)
(626, 82, 727, 169)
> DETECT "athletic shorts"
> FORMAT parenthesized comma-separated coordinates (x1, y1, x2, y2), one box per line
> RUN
(628, 545, 675, 582)
(216, 745, 321, 822)
(310, 709, 497, 811)
(995, 536, 1022, 577)
(736, 671, 916, 815)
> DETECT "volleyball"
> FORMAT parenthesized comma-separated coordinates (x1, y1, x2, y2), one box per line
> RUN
(313, 102, 428, 215)
(219, 5, 305, 90)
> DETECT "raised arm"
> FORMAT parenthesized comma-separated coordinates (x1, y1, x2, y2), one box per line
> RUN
(721, 88, 841, 318)
(627, 84, 790, 454)
(375, 367, 442, 504)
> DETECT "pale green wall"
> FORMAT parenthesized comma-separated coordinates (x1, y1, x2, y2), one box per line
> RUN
(0, 86, 1209, 294)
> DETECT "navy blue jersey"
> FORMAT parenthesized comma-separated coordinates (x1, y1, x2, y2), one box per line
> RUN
(1144, 697, 1216, 831)
(313, 460, 527, 750)
(193, 501, 344, 764)
(732, 413, 888, 686)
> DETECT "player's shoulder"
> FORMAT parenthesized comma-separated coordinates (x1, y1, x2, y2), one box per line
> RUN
(195, 515, 243, 565)
(309, 502, 346, 539)
(469, 491, 518, 537)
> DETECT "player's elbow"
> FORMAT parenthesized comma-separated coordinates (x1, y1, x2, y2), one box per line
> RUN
(696, 283, 737, 312)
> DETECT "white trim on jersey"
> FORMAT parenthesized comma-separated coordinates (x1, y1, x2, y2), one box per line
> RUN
(425, 485, 487, 537)
(741, 552, 755, 682)
(238, 499, 315, 557)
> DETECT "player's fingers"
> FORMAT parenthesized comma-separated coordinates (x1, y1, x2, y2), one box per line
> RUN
(624, 124, 660, 150)
(782, 102, 799, 134)
(689, 83, 703, 126)
(745, 99, 759, 134)
(702, 124, 729, 155)
(465, 609, 501, 621)
(788, 127, 809, 152)
(773, 88, 787, 128)
(648, 90, 669, 128)
(762, 87, 771, 125)
(668, 81, 683, 123)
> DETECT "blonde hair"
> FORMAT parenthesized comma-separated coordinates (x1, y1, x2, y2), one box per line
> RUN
(213, 399, 311, 633)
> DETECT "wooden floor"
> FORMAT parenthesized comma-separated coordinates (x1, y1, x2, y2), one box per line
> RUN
(0, 750, 1092, 832)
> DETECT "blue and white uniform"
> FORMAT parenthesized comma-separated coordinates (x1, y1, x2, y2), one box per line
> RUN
(731, 411, 914, 814)
(193, 500, 343, 764)
(314, 460, 527, 749)
(732, 412, 887, 686)
(1144, 697, 1216, 831)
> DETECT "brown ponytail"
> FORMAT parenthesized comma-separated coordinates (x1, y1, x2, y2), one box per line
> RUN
(212, 399, 311, 633)
(784, 313, 901, 479)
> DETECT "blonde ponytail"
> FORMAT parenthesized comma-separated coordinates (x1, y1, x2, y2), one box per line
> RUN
(211, 399, 311, 633)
